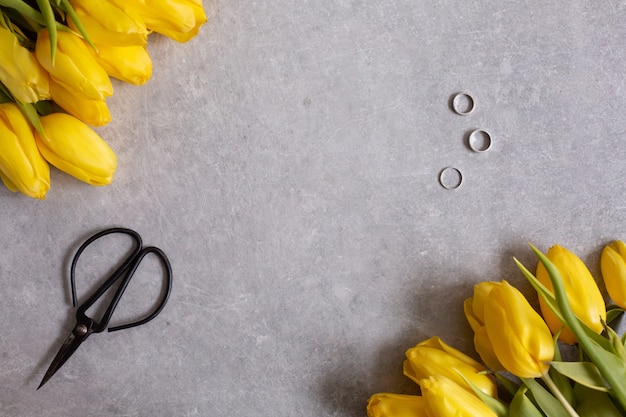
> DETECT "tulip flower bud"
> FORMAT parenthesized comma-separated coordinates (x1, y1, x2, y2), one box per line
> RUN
(420, 375, 498, 417)
(403, 336, 497, 398)
(536, 245, 606, 344)
(36, 29, 113, 101)
(90, 44, 152, 86)
(68, 0, 148, 46)
(34, 113, 117, 185)
(601, 241, 626, 309)
(0, 27, 50, 103)
(49, 79, 111, 127)
(484, 280, 554, 378)
(366, 393, 427, 417)
(0, 103, 50, 199)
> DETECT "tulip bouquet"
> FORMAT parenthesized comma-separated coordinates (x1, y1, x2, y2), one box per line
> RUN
(0, 0, 206, 199)
(367, 241, 626, 417)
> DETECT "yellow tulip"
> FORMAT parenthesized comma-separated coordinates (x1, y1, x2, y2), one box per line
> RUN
(110, 0, 207, 43)
(49, 79, 111, 127)
(0, 103, 49, 199)
(34, 113, 117, 185)
(403, 336, 497, 398)
(536, 245, 606, 344)
(68, 0, 148, 46)
(463, 282, 505, 371)
(90, 43, 152, 86)
(150, 0, 207, 43)
(601, 241, 626, 309)
(366, 393, 427, 417)
(0, 27, 50, 103)
(420, 375, 497, 417)
(484, 280, 554, 378)
(36, 29, 113, 101)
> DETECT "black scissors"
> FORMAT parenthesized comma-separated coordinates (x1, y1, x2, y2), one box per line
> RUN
(38, 227, 173, 389)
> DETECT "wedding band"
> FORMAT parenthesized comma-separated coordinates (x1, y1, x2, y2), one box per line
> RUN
(451, 93, 475, 115)
(438, 167, 463, 190)
(468, 129, 492, 152)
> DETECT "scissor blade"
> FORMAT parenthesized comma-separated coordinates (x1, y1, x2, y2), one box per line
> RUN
(37, 326, 89, 390)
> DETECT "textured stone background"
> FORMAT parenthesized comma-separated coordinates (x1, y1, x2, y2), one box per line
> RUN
(2, 1, 626, 416)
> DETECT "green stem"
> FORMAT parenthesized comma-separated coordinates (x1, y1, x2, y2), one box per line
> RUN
(541, 373, 580, 417)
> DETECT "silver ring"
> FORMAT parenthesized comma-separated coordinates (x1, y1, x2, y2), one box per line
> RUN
(451, 93, 475, 115)
(438, 167, 462, 190)
(468, 129, 492, 152)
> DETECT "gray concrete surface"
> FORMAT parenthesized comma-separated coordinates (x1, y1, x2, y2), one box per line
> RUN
(2, 0, 626, 415)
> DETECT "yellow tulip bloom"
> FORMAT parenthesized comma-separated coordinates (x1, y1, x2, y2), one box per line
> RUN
(91, 44, 152, 86)
(463, 282, 505, 371)
(49, 79, 111, 127)
(484, 280, 554, 378)
(151, 0, 207, 43)
(366, 393, 427, 417)
(403, 336, 497, 398)
(68, 0, 148, 46)
(35, 113, 117, 185)
(601, 241, 626, 309)
(110, 0, 207, 43)
(0, 27, 50, 103)
(421, 375, 497, 417)
(36, 29, 113, 101)
(0, 103, 49, 199)
(536, 245, 606, 344)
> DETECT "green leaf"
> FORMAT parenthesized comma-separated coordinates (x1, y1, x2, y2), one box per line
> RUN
(549, 361, 608, 392)
(455, 370, 508, 417)
(0, 0, 46, 26)
(523, 378, 571, 417)
(510, 386, 545, 417)
(496, 373, 521, 397)
(34, 0, 56, 63)
(574, 384, 624, 417)
(604, 320, 626, 363)
(33, 100, 53, 116)
(605, 306, 624, 326)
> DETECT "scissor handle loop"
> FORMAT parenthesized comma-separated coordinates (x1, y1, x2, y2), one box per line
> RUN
(71, 228, 172, 333)
(70, 228, 142, 309)
(106, 247, 172, 332)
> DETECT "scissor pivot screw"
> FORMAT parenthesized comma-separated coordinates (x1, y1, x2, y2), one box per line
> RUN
(74, 324, 88, 336)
